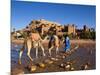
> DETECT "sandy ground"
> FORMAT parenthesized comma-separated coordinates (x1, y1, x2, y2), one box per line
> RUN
(11, 39, 96, 75)
(11, 39, 95, 45)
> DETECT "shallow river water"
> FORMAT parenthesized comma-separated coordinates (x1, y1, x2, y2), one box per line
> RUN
(11, 42, 96, 75)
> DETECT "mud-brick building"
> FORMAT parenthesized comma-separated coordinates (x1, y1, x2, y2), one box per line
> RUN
(34, 19, 62, 35)
(83, 25, 90, 32)
(64, 24, 76, 35)
(23, 19, 77, 36)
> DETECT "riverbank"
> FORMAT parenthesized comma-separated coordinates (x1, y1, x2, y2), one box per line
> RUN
(11, 39, 95, 45)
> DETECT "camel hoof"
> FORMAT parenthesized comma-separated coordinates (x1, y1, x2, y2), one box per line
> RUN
(43, 54, 46, 56)
(31, 59, 33, 61)
(18, 60, 21, 65)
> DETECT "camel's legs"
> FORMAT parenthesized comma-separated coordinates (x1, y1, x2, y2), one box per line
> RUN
(56, 47, 59, 55)
(19, 51, 23, 64)
(27, 47, 33, 61)
(40, 43, 45, 56)
(48, 46, 54, 57)
(36, 47, 38, 58)
(18, 45, 25, 64)
(55, 46, 59, 57)
(27, 40, 33, 61)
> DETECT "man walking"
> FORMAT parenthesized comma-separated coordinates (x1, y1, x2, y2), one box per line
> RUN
(64, 35, 70, 52)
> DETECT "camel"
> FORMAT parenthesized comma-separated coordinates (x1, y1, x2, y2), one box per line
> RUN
(18, 32, 48, 64)
(18, 31, 60, 64)
(48, 35, 60, 57)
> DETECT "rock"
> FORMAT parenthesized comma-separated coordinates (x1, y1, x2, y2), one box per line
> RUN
(59, 63, 66, 68)
(48, 60, 53, 64)
(27, 65, 37, 72)
(80, 63, 90, 70)
(65, 64, 71, 69)
(44, 59, 53, 64)
(62, 55, 66, 59)
(51, 58, 59, 61)
(70, 67, 75, 71)
(64, 61, 75, 71)
(66, 61, 73, 65)
(30, 65, 37, 72)
(38, 63, 46, 68)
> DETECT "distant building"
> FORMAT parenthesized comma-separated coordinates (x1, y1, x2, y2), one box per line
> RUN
(24, 20, 77, 36)
(64, 24, 76, 35)
(83, 25, 90, 32)
(11, 19, 94, 40)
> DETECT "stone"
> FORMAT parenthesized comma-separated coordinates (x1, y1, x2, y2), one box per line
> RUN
(44, 59, 54, 64)
(62, 55, 66, 59)
(65, 64, 71, 69)
(27, 65, 37, 72)
(70, 67, 75, 71)
(51, 58, 59, 61)
(30, 65, 37, 72)
(38, 63, 46, 68)
(59, 63, 66, 68)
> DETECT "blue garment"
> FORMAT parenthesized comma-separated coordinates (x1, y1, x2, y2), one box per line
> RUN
(64, 37, 70, 52)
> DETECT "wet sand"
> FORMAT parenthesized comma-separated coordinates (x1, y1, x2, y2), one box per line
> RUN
(11, 40, 96, 75)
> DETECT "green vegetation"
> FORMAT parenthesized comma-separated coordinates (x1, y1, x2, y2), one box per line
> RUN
(80, 31, 96, 40)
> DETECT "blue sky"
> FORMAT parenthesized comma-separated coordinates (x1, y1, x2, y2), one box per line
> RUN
(11, 0, 96, 30)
